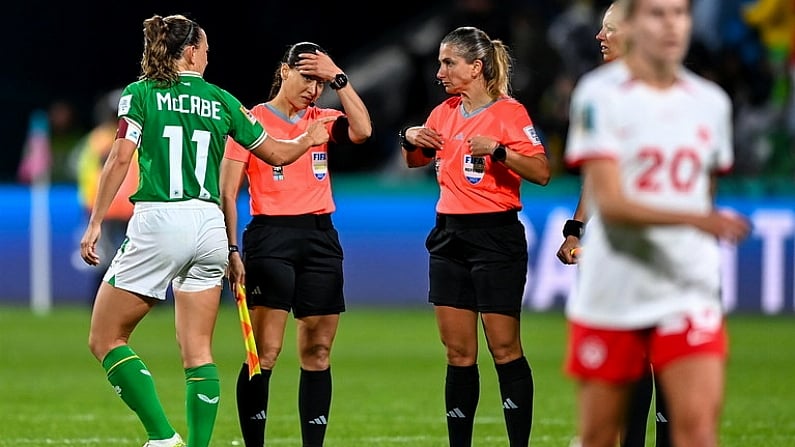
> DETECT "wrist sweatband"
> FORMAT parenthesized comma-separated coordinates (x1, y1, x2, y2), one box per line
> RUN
(562, 219, 584, 239)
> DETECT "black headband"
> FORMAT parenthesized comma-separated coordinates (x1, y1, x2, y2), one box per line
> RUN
(180, 21, 195, 50)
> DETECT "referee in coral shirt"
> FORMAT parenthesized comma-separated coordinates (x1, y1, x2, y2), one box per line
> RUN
(220, 41, 371, 447)
(400, 26, 550, 447)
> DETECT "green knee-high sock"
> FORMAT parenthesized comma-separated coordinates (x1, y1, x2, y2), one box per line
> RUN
(185, 363, 220, 447)
(102, 345, 176, 441)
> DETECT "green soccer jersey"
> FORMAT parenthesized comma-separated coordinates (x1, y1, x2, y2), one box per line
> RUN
(119, 72, 267, 204)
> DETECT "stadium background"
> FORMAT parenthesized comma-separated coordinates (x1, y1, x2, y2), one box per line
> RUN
(2, 0, 793, 312)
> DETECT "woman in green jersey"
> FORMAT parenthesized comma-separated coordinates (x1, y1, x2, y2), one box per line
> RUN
(78, 14, 331, 447)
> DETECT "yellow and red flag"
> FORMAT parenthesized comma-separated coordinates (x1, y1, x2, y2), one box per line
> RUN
(235, 283, 261, 379)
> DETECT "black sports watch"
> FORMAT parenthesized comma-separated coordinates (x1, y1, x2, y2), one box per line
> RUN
(399, 126, 417, 151)
(329, 73, 348, 90)
(491, 144, 507, 162)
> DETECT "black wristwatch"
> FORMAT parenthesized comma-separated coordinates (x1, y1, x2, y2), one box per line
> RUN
(398, 126, 417, 151)
(228, 244, 240, 257)
(491, 144, 507, 162)
(329, 73, 348, 90)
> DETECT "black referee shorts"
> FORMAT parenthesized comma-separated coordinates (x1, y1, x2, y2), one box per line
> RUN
(426, 210, 528, 314)
(242, 213, 345, 318)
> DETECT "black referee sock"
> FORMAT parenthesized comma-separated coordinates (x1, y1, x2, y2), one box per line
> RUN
(654, 374, 671, 447)
(236, 363, 271, 447)
(445, 364, 480, 447)
(299, 367, 332, 447)
(496, 357, 534, 447)
(622, 369, 653, 447)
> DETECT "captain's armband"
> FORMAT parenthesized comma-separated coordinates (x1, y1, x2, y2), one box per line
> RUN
(116, 118, 142, 145)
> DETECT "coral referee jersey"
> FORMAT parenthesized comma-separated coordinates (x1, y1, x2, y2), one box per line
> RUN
(424, 95, 546, 214)
(224, 103, 342, 216)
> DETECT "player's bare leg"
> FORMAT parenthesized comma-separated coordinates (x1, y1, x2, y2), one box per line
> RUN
(658, 355, 724, 447)
(577, 380, 632, 447)
(174, 286, 222, 447)
(88, 283, 180, 444)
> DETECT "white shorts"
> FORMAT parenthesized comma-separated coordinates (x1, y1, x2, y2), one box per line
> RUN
(103, 200, 228, 300)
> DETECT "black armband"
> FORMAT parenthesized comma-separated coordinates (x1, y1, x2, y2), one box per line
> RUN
(398, 126, 417, 152)
(562, 219, 584, 239)
(330, 116, 352, 145)
(228, 244, 240, 256)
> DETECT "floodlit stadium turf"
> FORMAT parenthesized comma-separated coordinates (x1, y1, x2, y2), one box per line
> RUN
(1, 304, 793, 446)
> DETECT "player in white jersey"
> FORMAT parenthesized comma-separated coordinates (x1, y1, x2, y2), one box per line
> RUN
(562, 1, 750, 447)
(557, 3, 671, 447)
(78, 14, 331, 447)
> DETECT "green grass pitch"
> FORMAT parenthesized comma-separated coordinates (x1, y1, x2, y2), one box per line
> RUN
(1, 304, 793, 446)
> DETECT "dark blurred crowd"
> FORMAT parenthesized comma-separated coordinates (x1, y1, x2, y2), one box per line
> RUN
(19, 0, 795, 185)
(381, 0, 794, 181)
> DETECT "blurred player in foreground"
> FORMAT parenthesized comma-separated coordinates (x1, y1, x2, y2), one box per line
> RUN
(563, 0, 751, 446)
(557, 3, 671, 447)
